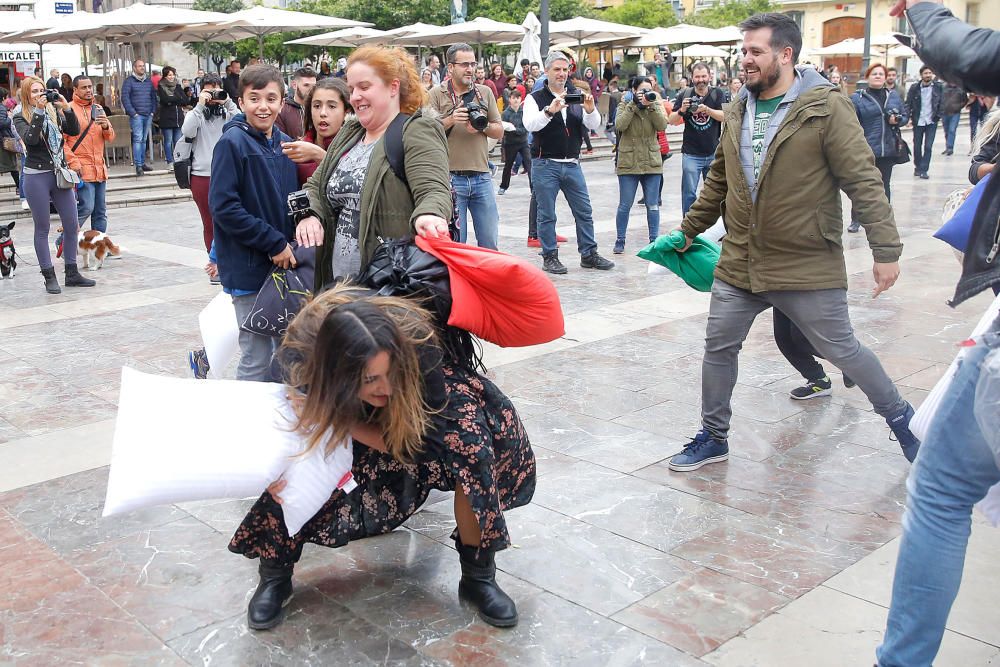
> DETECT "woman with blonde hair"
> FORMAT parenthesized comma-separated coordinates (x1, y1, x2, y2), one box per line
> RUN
(12, 76, 93, 293)
(230, 48, 535, 632)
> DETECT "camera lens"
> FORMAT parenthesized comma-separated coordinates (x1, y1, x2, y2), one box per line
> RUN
(643, 91, 657, 102)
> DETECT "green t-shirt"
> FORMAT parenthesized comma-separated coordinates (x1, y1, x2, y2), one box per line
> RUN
(751, 94, 784, 180)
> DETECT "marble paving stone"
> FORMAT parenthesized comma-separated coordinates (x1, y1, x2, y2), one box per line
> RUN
(521, 410, 676, 473)
(421, 590, 710, 667)
(610, 400, 706, 445)
(176, 497, 257, 535)
(0, 509, 186, 666)
(68, 516, 258, 642)
(702, 585, 1000, 667)
(825, 523, 1000, 648)
(531, 458, 747, 552)
(527, 347, 679, 392)
(611, 567, 789, 657)
(0, 466, 188, 555)
(633, 457, 904, 549)
(509, 376, 662, 421)
(496, 504, 698, 615)
(167, 589, 435, 667)
(531, 444, 580, 477)
(776, 402, 902, 454)
(0, 417, 25, 445)
(573, 331, 699, 365)
(668, 513, 869, 598)
(767, 437, 910, 497)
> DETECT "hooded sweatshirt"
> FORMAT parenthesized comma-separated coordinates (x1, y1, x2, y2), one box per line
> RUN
(180, 98, 240, 176)
(209, 114, 299, 293)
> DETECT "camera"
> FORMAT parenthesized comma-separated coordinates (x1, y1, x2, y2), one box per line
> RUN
(287, 190, 312, 219)
(461, 91, 489, 132)
(44, 89, 60, 104)
(686, 94, 703, 114)
(563, 92, 584, 105)
(208, 89, 228, 102)
(884, 107, 901, 121)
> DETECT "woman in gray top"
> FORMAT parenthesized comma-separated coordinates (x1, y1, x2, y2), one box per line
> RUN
(180, 72, 239, 252)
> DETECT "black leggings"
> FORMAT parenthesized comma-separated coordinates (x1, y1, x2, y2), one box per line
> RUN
(851, 157, 894, 222)
(773, 308, 826, 382)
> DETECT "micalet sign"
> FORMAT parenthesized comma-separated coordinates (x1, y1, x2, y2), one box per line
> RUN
(0, 52, 41, 61)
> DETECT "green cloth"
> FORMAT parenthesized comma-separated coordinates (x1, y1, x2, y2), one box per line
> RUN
(637, 230, 721, 292)
(751, 94, 784, 180)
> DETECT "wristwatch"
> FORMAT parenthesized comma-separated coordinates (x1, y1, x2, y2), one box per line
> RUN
(543, 108, 555, 118)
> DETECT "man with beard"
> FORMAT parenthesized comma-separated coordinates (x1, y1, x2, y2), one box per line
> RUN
(429, 43, 504, 249)
(905, 65, 943, 178)
(275, 67, 316, 139)
(668, 13, 920, 472)
(669, 62, 725, 216)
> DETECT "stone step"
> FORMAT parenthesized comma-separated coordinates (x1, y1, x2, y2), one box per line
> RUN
(3, 188, 192, 220)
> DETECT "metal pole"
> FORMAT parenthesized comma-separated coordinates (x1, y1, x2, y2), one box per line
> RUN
(859, 0, 873, 91)
(540, 0, 549, 59)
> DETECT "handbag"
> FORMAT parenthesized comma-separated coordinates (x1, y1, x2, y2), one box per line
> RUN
(935, 173, 992, 252)
(2, 136, 21, 154)
(42, 123, 80, 190)
(173, 135, 194, 190)
(357, 236, 452, 327)
(240, 245, 316, 338)
(893, 129, 911, 165)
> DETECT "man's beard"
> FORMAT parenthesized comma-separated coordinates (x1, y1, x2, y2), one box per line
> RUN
(746, 61, 781, 96)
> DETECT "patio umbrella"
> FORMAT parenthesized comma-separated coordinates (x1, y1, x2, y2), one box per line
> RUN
(220, 6, 372, 58)
(670, 44, 729, 59)
(285, 27, 388, 48)
(1, 17, 59, 74)
(546, 16, 644, 47)
(702, 25, 743, 44)
(647, 23, 722, 46)
(518, 12, 542, 68)
(401, 17, 524, 50)
(354, 22, 440, 47)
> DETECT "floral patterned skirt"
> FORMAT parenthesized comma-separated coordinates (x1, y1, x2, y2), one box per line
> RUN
(228, 365, 536, 566)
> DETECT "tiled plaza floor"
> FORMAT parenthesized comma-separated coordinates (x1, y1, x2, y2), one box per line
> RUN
(2, 127, 999, 666)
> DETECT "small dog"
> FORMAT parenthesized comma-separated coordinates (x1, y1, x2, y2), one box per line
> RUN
(0, 221, 15, 279)
(76, 229, 122, 270)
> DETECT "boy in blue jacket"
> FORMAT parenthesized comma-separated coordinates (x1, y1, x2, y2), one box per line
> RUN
(210, 65, 299, 382)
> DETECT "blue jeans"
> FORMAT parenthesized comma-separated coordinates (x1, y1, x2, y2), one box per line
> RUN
(942, 114, 960, 151)
(231, 293, 280, 382)
(681, 153, 714, 216)
(76, 180, 108, 233)
(161, 127, 182, 165)
(912, 122, 937, 175)
(128, 114, 153, 167)
(532, 158, 598, 257)
(450, 172, 499, 250)
(615, 173, 660, 242)
(877, 328, 1000, 666)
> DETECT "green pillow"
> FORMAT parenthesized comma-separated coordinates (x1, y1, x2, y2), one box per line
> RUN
(637, 230, 721, 292)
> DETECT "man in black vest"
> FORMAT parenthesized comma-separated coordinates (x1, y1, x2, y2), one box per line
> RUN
(523, 51, 615, 274)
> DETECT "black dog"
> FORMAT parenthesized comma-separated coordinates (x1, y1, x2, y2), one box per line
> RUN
(0, 221, 14, 279)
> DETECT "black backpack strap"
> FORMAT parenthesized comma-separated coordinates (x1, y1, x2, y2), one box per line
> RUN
(384, 112, 412, 185)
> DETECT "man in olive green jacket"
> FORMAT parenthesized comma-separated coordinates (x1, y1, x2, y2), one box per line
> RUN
(668, 13, 921, 473)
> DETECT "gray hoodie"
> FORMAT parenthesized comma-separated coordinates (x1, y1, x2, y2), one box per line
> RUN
(738, 66, 834, 200)
(180, 99, 240, 176)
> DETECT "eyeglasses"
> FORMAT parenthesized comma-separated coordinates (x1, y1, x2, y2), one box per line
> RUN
(450, 61, 478, 68)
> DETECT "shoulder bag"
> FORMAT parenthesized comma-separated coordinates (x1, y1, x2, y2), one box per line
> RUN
(43, 122, 81, 190)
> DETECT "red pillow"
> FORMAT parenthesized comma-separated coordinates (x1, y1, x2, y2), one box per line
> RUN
(414, 236, 565, 348)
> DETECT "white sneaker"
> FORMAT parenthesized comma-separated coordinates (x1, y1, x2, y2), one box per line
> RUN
(20, 200, 28, 211)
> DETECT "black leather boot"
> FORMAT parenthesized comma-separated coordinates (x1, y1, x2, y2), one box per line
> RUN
(247, 561, 294, 630)
(64, 262, 96, 287)
(40, 267, 60, 294)
(456, 541, 518, 628)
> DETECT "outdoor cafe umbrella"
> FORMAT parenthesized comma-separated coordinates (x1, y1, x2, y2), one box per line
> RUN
(220, 6, 372, 58)
(670, 44, 729, 59)
(518, 12, 542, 69)
(285, 27, 388, 49)
(0, 16, 61, 74)
(401, 17, 524, 53)
(354, 22, 440, 47)
(546, 16, 644, 48)
(815, 35, 915, 59)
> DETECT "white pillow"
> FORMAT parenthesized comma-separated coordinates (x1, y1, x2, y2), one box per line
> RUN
(198, 291, 240, 379)
(103, 367, 354, 538)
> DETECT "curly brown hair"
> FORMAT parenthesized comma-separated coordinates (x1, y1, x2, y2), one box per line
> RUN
(348, 45, 426, 114)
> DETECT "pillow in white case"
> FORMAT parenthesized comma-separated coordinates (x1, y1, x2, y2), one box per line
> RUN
(103, 367, 354, 538)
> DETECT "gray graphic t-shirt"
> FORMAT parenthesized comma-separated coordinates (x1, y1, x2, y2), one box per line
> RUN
(326, 139, 376, 280)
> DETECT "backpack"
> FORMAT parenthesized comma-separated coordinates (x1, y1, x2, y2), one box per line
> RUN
(384, 112, 460, 242)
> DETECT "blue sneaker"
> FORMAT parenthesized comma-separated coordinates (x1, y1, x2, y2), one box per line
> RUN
(887, 402, 920, 462)
(668, 430, 730, 472)
(188, 348, 210, 380)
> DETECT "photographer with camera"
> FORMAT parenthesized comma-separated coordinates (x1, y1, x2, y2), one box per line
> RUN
(523, 50, 615, 274)
(13, 76, 95, 294)
(668, 62, 726, 216)
(181, 73, 239, 252)
(63, 75, 114, 237)
(613, 76, 668, 254)
(429, 43, 503, 250)
(847, 63, 908, 233)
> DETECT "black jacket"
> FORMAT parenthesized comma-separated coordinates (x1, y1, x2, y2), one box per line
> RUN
(905, 80, 943, 125)
(907, 3, 1000, 304)
(157, 83, 191, 129)
(905, 3, 1000, 96)
(12, 106, 80, 171)
(223, 73, 241, 105)
(969, 132, 1000, 185)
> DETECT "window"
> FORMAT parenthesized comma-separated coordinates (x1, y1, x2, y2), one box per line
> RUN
(966, 3, 980, 26)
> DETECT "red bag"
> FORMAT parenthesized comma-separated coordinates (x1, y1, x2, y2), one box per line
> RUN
(414, 235, 565, 348)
